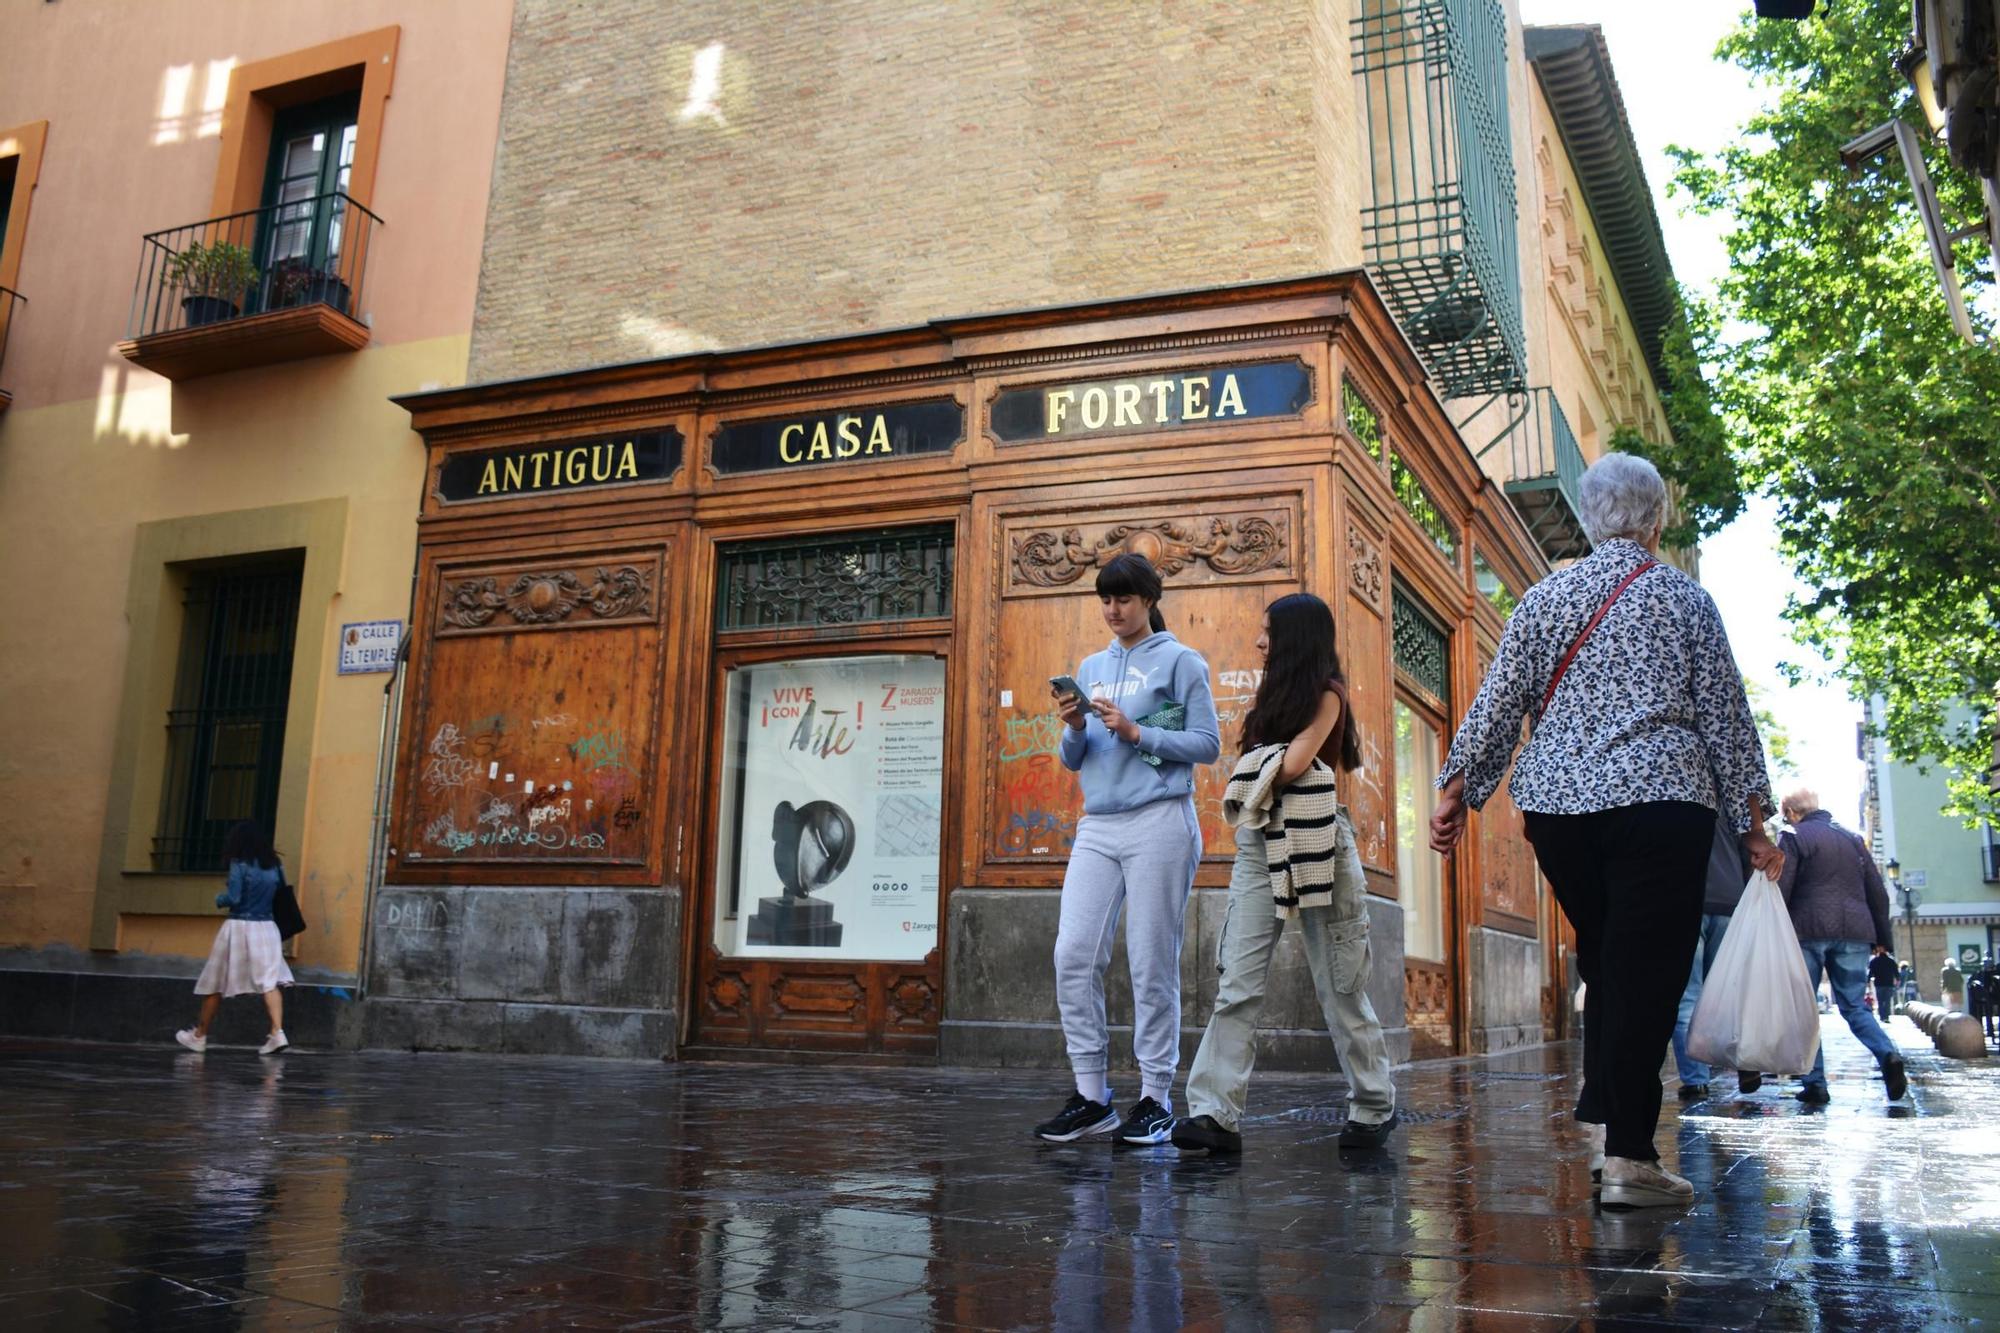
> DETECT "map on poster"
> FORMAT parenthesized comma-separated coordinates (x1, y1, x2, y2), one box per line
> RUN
(717, 654, 945, 961)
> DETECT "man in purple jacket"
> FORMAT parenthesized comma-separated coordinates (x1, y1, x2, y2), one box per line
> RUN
(1778, 787, 1906, 1104)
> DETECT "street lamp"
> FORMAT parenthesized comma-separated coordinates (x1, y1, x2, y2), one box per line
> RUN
(1888, 858, 1922, 994)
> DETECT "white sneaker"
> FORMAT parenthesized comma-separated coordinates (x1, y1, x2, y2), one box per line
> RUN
(1586, 1122, 1606, 1180)
(175, 1028, 207, 1053)
(1600, 1155, 1694, 1208)
(258, 1030, 289, 1055)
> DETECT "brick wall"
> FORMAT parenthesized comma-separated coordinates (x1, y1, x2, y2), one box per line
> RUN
(470, 0, 1364, 382)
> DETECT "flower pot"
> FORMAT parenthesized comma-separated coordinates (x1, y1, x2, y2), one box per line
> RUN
(270, 271, 352, 315)
(181, 295, 240, 328)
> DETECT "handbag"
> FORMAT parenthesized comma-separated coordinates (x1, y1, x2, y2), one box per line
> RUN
(272, 866, 307, 940)
(1685, 871, 1820, 1074)
(1534, 559, 1659, 725)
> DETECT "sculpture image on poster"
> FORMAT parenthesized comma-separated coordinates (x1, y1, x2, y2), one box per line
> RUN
(714, 654, 945, 961)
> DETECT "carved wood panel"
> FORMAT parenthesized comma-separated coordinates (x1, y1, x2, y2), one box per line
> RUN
(1340, 577, 1393, 875)
(1405, 959, 1454, 1061)
(436, 555, 662, 636)
(1002, 503, 1297, 598)
(1346, 522, 1385, 618)
(989, 514, 1297, 866)
(1475, 652, 1539, 933)
(400, 549, 665, 870)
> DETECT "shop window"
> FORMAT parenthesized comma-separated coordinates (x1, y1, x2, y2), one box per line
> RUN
(711, 653, 947, 963)
(1395, 699, 1446, 962)
(152, 557, 303, 872)
(716, 525, 953, 630)
(1472, 551, 1517, 617)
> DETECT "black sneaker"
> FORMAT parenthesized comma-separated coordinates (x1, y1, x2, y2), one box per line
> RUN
(1676, 1083, 1710, 1102)
(1338, 1108, 1399, 1150)
(1880, 1056, 1908, 1101)
(1737, 1071, 1763, 1095)
(1034, 1093, 1120, 1142)
(1114, 1097, 1175, 1145)
(1796, 1083, 1830, 1106)
(1169, 1113, 1243, 1154)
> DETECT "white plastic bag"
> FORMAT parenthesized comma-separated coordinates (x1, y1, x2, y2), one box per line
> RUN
(1685, 871, 1820, 1075)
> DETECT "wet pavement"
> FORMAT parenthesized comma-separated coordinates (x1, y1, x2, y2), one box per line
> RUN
(1, 1017, 1995, 1331)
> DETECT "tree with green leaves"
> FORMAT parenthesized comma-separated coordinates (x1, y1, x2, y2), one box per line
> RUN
(1660, 0, 2000, 824)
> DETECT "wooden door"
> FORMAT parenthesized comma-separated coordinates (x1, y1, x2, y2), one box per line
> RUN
(688, 527, 955, 1058)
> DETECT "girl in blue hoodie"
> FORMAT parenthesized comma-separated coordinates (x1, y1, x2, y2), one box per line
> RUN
(1033, 553, 1221, 1145)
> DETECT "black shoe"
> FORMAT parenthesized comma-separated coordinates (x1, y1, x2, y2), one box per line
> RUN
(1034, 1093, 1120, 1142)
(1114, 1097, 1175, 1145)
(1338, 1108, 1399, 1150)
(1677, 1083, 1710, 1101)
(1169, 1113, 1242, 1154)
(1880, 1056, 1908, 1101)
(1796, 1083, 1830, 1106)
(1737, 1071, 1763, 1095)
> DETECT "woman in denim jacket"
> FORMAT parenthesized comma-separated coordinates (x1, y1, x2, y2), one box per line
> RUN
(175, 820, 293, 1055)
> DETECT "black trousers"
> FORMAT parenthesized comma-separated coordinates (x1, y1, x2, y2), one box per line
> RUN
(1525, 801, 1714, 1163)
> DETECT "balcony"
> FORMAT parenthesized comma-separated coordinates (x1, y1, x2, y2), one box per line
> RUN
(1354, 0, 1527, 399)
(1479, 387, 1591, 562)
(0, 285, 21, 411)
(118, 192, 379, 381)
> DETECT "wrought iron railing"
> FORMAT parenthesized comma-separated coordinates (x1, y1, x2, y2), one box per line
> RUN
(1470, 387, 1591, 562)
(1354, 0, 1526, 398)
(717, 526, 955, 631)
(0, 285, 22, 387)
(127, 192, 380, 340)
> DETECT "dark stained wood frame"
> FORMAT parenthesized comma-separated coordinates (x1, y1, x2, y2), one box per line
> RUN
(387, 271, 1561, 1058)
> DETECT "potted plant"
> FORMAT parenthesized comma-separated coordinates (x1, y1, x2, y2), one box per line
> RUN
(267, 256, 351, 314)
(167, 240, 258, 327)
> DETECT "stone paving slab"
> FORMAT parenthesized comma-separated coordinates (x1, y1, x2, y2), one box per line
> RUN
(0, 1015, 1993, 1330)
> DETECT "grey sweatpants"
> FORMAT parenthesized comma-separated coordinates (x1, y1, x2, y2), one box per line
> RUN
(1053, 797, 1202, 1099)
(1186, 821, 1396, 1131)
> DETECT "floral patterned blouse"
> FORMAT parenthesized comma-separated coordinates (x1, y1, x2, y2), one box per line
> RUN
(1439, 538, 1773, 833)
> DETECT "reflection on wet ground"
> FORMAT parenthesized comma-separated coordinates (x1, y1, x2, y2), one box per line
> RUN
(0, 1017, 1994, 1330)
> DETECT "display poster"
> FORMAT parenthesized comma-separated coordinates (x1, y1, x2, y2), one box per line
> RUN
(715, 654, 945, 961)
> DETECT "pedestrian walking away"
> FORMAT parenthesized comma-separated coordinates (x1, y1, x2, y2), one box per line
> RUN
(1671, 814, 1758, 1100)
(1869, 945, 1900, 1023)
(1427, 453, 1782, 1209)
(175, 820, 294, 1056)
(1173, 593, 1397, 1156)
(1777, 787, 1907, 1104)
(1037, 553, 1220, 1146)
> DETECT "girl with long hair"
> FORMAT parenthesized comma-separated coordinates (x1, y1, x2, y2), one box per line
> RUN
(1034, 553, 1221, 1145)
(175, 820, 293, 1055)
(1172, 592, 1396, 1152)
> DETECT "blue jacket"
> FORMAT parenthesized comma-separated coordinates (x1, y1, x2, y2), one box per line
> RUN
(1058, 631, 1221, 815)
(217, 860, 282, 921)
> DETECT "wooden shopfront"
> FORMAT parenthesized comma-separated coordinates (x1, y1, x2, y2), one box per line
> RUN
(374, 272, 1554, 1063)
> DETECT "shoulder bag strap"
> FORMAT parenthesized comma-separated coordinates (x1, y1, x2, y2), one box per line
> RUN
(1534, 560, 1658, 725)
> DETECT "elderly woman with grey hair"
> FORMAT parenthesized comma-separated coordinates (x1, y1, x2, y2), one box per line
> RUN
(1429, 452, 1783, 1208)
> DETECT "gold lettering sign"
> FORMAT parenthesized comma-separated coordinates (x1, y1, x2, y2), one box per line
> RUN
(989, 361, 1312, 444)
(711, 400, 964, 475)
(439, 431, 680, 504)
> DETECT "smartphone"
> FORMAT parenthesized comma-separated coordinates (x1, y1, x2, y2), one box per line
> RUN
(1048, 674, 1088, 707)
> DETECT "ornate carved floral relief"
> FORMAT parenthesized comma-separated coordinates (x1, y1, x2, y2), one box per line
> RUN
(1009, 514, 1289, 589)
(1346, 522, 1385, 612)
(440, 563, 655, 631)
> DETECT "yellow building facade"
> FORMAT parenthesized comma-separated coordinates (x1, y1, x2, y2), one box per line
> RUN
(0, 2, 512, 1035)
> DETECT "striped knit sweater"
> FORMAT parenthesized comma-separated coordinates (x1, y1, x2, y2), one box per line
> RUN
(1222, 743, 1343, 918)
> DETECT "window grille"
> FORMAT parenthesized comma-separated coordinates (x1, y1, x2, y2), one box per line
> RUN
(1354, 0, 1526, 397)
(153, 558, 303, 871)
(1389, 451, 1459, 564)
(1393, 586, 1450, 705)
(1344, 378, 1384, 461)
(716, 525, 954, 631)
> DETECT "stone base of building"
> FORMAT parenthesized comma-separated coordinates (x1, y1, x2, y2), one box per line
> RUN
(0, 950, 363, 1050)
(940, 886, 1414, 1072)
(363, 884, 680, 1060)
(1468, 925, 1547, 1055)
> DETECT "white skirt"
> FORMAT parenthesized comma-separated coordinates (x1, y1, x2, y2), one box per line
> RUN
(194, 918, 294, 996)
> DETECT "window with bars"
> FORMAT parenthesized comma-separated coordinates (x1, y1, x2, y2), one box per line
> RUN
(1343, 377, 1384, 461)
(153, 557, 303, 872)
(1392, 585, 1450, 706)
(716, 526, 954, 631)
